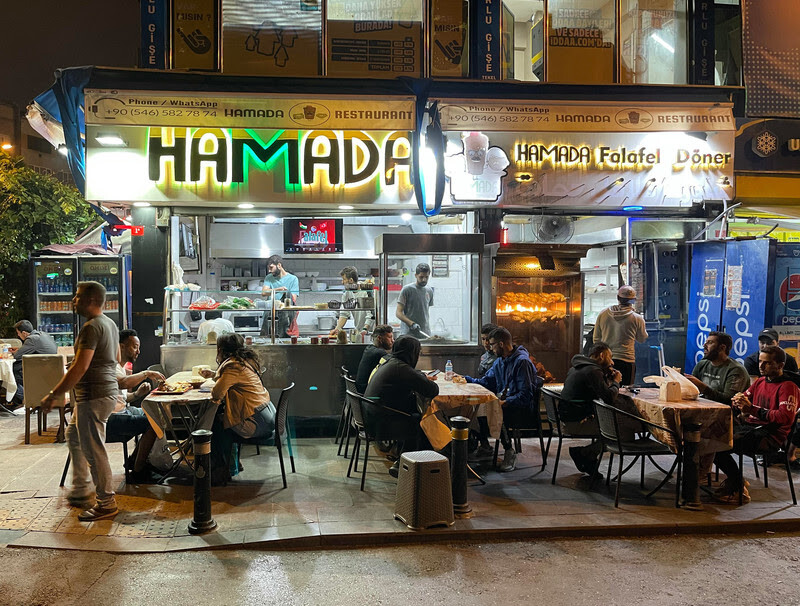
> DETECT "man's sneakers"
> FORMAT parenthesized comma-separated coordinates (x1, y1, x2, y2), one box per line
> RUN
(498, 449, 517, 472)
(77, 505, 119, 522)
(468, 444, 495, 463)
(713, 478, 751, 505)
(67, 494, 94, 510)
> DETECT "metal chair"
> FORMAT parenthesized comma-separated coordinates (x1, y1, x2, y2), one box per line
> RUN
(541, 387, 601, 484)
(338, 375, 358, 458)
(22, 354, 68, 443)
(334, 366, 352, 449)
(233, 383, 296, 488)
(491, 387, 549, 471)
(593, 399, 682, 508)
(60, 434, 140, 487)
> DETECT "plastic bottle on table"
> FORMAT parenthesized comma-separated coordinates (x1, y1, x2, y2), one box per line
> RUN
(445, 360, 453, 381)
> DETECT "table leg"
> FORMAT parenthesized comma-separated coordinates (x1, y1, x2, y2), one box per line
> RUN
(681, 423, 702, 510)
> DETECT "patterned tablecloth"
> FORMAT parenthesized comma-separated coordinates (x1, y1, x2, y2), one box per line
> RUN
(0, 358, 17, 402)
(421, 380, 501, 450)
(141, 372, 216, 440)
(631, 388, 733, 456)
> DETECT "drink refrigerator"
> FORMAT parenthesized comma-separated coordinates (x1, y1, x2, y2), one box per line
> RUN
(484, 243, 590, 382)
(685, 239, 777, 372)
(31, 255, 131, 344)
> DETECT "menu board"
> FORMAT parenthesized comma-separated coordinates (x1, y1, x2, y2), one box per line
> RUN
(283, 219, 343, 254)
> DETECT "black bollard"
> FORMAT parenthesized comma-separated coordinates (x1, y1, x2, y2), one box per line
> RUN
(188, 429, 218, 534)
(450, 416, 472, 517)
(681, 422, 703, 511)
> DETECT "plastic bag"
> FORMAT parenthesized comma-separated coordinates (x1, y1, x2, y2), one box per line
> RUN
(661, 366, 700, 400)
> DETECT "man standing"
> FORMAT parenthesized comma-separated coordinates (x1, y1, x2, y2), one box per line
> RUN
(463, 327, 538, 473)
(396, 263, 433, 339)
(10, 319, 57, 406)
(593, 285, 648, 385)
(744, 329, 798, 375)
(107, 329, 165, 482)
(685, 331, 750, 405)
(41, 281, 120, 521)
(355, 325, 394, 394)
(262, 255, 299, 338)
(329, 266, 374, 337)
(714, 345, 799, 504)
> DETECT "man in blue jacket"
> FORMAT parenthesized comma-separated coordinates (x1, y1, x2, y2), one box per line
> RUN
(463, 327, 538, 472)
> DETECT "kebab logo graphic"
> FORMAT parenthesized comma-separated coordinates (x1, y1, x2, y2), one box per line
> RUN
(779, 274, 800, 318)
(445, 132, 510, 203)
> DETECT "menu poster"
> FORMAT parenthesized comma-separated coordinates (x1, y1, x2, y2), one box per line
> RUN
(431, 254, 450, 277)
(173, 0, 220, 70)
(222, 0, 321, 76)
(327, 21, 422, 78)
(430, 0, 469, 78)
(725, 265, 743, 310)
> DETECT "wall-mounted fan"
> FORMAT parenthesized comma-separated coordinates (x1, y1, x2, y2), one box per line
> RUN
(531, 216, 574, 243)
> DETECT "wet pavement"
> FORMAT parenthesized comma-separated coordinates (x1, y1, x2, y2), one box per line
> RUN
(1, 407, 799, 553)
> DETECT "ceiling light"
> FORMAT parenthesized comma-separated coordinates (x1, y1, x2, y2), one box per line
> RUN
(401, 212, 412, 221)
(338, 205, 354, 210)
(95, 134, 127, 147)
(133, 202, 151, 207)
(237, 203, 254, 209)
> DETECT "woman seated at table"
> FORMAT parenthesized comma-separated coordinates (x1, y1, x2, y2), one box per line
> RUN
(200, 333, 276, 484)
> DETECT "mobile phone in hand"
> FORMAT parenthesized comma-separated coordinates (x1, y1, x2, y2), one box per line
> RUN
(427, 369, 441, 377)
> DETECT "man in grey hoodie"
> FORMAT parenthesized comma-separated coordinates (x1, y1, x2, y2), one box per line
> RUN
(593, 285, 648, 385)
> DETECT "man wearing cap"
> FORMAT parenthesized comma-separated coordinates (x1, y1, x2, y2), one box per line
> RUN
(593, 285, 648, 385)
(744, 329, 798, 376)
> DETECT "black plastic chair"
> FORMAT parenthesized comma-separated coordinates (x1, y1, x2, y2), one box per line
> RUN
(491, 396, 549, 471)
(334, 366, 351, 449)
(541, 387, 601, 484)
(735, 411, 800, 505)
(338, 375, 359, 458)
(233, 382, 296, 489)
(60, 434, 139, 486)
(593, 399, 682, 508)
(345, 390, 417, 491)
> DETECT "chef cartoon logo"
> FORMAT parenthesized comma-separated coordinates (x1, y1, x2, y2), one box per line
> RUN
(445, 131, 510, 203)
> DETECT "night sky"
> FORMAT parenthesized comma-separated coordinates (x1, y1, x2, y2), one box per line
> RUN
(1, 0, 140, 108)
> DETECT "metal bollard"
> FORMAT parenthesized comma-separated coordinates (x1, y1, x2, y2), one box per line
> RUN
(681, 422, 703, 511)
(188, 429, 218, 534)
(450, 416, 472, 517)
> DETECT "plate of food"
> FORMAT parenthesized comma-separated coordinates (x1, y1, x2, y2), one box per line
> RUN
(152, 381, 193, 395)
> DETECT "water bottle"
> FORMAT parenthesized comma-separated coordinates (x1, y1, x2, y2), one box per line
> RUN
(445, 360, 453, 381)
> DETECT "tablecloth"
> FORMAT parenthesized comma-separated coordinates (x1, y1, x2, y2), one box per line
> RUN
(421, 380, 501, 450)
(0, 358, 17, 402)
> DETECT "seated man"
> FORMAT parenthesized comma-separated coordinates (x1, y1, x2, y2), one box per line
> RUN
(713, 345, 799, 504)
(10, 319, 57, 406)
(364, 335, 439, 478)
(355, 324, 393, 394)
(469, 323, 499, 460)
(560, 341, 642, 475)
(197, 310, 234, 344)
(463, 327, 537, 473)
(744, 328, 798, 375)
(106, 329, 166, 482)
(685, 331, 750, 406)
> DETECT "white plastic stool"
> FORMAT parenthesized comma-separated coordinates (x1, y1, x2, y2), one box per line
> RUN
(394, 450, 454, 530)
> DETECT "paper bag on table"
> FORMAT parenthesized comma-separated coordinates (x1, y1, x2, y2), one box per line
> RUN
(659, 380, 683, 402)
(661, 366, 700, 400)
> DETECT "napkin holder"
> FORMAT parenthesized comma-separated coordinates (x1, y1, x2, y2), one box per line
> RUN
(659, 380, 682, 402)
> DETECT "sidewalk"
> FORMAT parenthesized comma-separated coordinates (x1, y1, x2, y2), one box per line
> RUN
(1, 408, 799, 553)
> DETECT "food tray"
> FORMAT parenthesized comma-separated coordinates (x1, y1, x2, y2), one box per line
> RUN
(151, 386, 192, 395)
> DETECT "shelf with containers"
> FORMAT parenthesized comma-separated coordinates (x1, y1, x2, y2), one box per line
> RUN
(581, 246, 621, 327)
(31, 257, 77, 347)
(375, 233, 484, 376)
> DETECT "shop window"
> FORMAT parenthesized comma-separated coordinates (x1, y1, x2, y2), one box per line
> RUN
(547, 0, 617, 83)
(501, 0, 545, 81)
(326, 0, 424, 78)
(620, 1, 687, 84)
(714, 0, 741, 85)
(222, 0, 322, 76)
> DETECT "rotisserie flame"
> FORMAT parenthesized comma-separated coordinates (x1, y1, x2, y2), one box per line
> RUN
(497, 303, 549, 314)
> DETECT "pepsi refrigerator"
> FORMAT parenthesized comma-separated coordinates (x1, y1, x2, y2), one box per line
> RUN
(31, 255, 131, 345)
(772, 243, 800, 363)
(685, 239, 777, 372)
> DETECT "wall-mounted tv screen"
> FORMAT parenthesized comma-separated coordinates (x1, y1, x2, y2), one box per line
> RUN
(283, 219, 344, 254)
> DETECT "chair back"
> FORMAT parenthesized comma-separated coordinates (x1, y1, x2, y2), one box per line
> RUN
(341, 365, 351, 379)
(785, 410, 800, 449)
(22, 354, 67, 408)
(344, 375, 359, 396)
(0, 338, 22, 348)
(57, 346, 74, 364)
(541, 388, 562, 427)
(593, 399, 621, 445)
(346, 389, 366, 429)
(274, 382, 295, 438)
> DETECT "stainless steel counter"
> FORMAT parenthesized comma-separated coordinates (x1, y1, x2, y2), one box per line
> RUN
(160, 342, 483, 422)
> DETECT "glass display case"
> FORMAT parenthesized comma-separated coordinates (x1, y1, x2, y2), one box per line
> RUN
(376, 233, 484, 375)
(487, 243, 591, 382)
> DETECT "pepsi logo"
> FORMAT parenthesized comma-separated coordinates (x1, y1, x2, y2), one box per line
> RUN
(779, 275, 800, 310)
